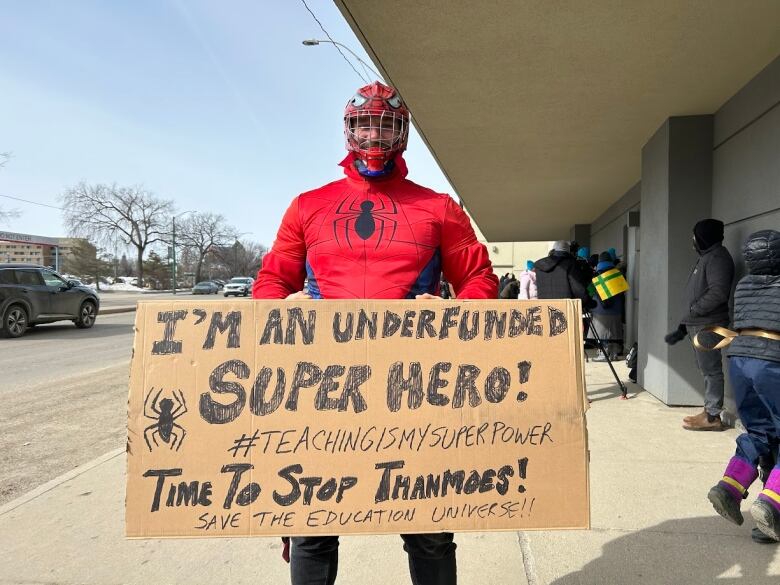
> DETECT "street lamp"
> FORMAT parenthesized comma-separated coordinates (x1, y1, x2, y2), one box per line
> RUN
(302, 39, 383, 82)
(171, 210, 196, 295)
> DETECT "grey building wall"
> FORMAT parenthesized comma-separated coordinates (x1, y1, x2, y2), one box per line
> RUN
(637, 58, 778, 412)
(713, 56, 780, 276)
(582, 56, 778, 417)
(711, 56, 780, 417)
(569, 224, 591, 249)
(589, 182, 642, 347)
(590, 182, 641, 258)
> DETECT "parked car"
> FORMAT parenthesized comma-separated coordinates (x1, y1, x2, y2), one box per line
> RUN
(192, 281, 220, 295)
(0, 263, 100, 338)
(223, 277, 254, 297)
(210, 279, 225, 290)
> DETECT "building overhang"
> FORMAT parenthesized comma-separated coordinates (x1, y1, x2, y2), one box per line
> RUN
(335, 1, 780, 240)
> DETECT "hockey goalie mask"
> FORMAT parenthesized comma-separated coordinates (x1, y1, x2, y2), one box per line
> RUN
(344, 81, 410, 173)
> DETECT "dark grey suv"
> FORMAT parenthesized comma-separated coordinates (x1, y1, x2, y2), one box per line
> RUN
(0, 264, 100, 338)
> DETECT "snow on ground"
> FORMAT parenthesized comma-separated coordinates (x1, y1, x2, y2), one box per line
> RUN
(94, 283, 161, 293)
(94, 283, 184, 294)
(103, 283, 145, 292)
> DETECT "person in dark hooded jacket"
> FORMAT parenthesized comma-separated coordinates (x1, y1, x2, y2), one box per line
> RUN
(499, 273, 518, 299)
(665, 219, 734, 431)
(535, 241, 595, 308)
(705, 230, 780, 543)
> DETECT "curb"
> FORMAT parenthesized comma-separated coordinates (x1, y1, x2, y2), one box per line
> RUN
(100, 306, 137, 315)
(0, 448, 125, 517)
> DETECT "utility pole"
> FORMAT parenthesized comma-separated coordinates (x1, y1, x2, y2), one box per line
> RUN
(171, 211, 194, 294)
(172, 217, 177, 295)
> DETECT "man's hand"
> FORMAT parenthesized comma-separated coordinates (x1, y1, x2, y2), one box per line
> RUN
(664, 323, 687, 345)
(285, 290, 311, 300)
(415, 293, 442, 300)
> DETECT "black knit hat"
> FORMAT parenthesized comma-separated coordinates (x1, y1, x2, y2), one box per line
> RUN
(693, 219, 724, 250)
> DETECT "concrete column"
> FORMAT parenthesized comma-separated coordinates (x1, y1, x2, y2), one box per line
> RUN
(569, 224, 591, 249)
(638, 116, 713, 406)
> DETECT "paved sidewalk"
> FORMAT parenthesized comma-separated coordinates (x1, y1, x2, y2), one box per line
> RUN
(1, 361, 778, 584)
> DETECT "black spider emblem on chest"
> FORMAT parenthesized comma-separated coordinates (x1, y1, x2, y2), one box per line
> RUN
(333, 193, 398, 249)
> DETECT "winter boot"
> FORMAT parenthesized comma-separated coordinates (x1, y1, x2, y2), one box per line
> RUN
(708, 457, 758, 526)
(684, 411, 725, 431)
(751, 469, 780, 541)
(751, 526, 778, 544)
(749, 454, 780, 544)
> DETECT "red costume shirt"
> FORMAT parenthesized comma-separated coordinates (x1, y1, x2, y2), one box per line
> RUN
(253, 154, 497, 300)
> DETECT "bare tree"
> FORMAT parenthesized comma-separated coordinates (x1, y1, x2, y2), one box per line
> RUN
(212, 239, 267, 278)
(61, 182, 173, 288)
(0, 152, 21, 225)
(176, 212, 238, 282)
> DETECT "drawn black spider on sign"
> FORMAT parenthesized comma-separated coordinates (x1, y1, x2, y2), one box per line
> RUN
(143, 387, 187, 452)
(332, 193, 398, 250)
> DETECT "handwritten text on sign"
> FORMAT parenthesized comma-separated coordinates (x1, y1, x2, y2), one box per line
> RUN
(126, 300, 589, 538)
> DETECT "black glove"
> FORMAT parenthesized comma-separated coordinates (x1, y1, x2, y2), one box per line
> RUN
(664, 323, 687, 345)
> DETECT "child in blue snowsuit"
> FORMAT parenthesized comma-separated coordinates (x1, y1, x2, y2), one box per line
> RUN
(707, 230, 780, 543)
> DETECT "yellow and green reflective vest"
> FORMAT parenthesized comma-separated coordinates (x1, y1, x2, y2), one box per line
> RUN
(591, 269, 629, 301)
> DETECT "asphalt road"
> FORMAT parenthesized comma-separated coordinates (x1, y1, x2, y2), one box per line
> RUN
(97, 290, 193, 309)
(0, 312, 137, 505)
(0, 294, 253, 506)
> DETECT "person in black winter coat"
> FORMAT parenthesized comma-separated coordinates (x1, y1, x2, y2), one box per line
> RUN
(665, 219, 735, 431)
(500, 276, 520, 299)
(535, 241, 595, 308)
(499, 273, 518, 299)
(705, 230, 780, 543)
(498, 273, 511, 294)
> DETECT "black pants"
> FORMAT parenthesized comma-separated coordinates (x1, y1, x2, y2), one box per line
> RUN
(290, 533, 456, 585)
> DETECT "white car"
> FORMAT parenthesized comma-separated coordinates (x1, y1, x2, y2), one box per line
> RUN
(223, 277, 254, 297)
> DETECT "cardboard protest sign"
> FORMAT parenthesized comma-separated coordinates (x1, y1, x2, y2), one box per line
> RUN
(126, 300, 589, 538)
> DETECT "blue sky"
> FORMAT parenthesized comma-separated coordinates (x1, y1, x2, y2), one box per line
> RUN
(0, 0, 454, 248)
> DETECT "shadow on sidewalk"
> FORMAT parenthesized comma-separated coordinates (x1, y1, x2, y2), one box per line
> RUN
(587, 381, 644, 402)
(550, 516, 779, 584)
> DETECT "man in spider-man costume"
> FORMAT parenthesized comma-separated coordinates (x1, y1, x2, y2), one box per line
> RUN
(253, 81, 497, 585)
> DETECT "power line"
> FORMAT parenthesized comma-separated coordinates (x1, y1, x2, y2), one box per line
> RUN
(299, 0, 369, 84)
(0, 193, 65, 211)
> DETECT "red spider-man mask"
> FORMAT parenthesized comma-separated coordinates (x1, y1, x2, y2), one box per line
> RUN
(344, 81, 410, 173)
